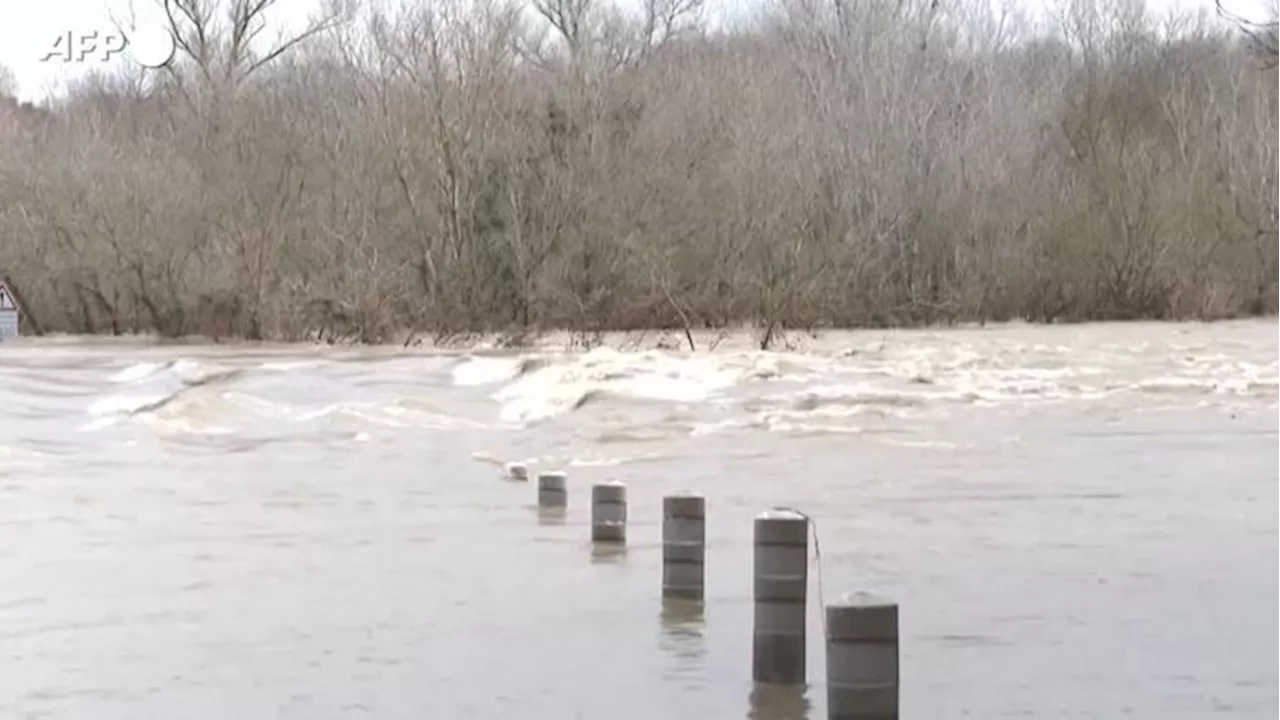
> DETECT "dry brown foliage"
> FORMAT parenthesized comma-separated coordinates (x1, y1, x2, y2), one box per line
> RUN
(0, 0, 1275, 347)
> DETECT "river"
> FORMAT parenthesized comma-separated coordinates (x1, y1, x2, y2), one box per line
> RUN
(1, 320, 1276, 719)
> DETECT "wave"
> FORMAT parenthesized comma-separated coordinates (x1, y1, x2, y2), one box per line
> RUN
(85, 357, 495, 436)
(488, 347, 750, 423)
(89, 359, 244, 420)
(784, 384, 976, 411)
(1128, 375, 1278, 397)
(42, 330, 1275, 445)
(293, 401, 489, 431)
(469, 449, 676, 472)
(451, 356, 548, 386)
(446, 341, 1280, 426)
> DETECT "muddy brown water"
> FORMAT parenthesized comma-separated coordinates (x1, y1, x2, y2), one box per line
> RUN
(1, 321, 1276, 719)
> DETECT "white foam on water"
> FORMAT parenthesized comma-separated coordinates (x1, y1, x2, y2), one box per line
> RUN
(451, 356, 529, 386)
(137, 411, 238, 436)
(382, 404, 489, 430)
(110, 361, 168, 383)
(690, 417, 764, 436)
(90, 359, 240, 418)
(48, 321, 1278, 445)
(442, 330, 1280, 434)
(260, 360, 321, 372)
(92, 359, 497, 435)
(136, 387, 244, 435)
(87, 393, 173, 417)
(292, 402, 488, 432)
(566, 455, 637, 467)
(790, 383, 981, 409)
(491, 347, 754, 423)
(1133, 377, 1222, 395)
(222, 392, 296, 419)
(472, 451, 549, 472)
(470, 451, 506, 466)
(292, 404, 377, 424)
(758, 417, 867, 435)
(77, 416, 119, 432)
(471, 449, 670, 469)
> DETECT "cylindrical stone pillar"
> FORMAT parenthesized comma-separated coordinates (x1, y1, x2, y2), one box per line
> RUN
(825, 592, 899, 720)
(591, 481, 627, 543)
(662, 493, 706, 600)
(752, 509, 809, 685)
(537, 471, 567, 508)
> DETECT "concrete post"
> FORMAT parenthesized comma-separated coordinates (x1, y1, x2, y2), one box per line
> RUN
(662, 494, 706, 600)
(825, 593, 899, 720)
(537, 471, 567, 509)
(752, 509, 809, 685)
(591, 481, 627, 543)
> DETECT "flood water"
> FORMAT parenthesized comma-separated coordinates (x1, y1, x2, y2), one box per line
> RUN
(1, 321, 1276, 719)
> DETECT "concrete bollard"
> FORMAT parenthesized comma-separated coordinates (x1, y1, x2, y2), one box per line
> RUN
(537, 471, 567, 509)
(752, 509, 809, 685)
(825, 593, 899, 720)
(591, 481, 627, 543)
(662, 494, 706, 600)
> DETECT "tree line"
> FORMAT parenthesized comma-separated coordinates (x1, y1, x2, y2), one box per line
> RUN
(0, 0, 1275, 347)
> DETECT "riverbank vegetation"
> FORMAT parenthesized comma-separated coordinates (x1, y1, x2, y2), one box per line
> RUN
(0, 0, 1275, 348)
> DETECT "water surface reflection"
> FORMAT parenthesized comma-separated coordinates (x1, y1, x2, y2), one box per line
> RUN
(748, 682, 812, 720)
(0, 321, 1275, 719)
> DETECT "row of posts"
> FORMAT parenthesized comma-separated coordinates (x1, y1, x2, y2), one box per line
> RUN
(516, 466, 899, 720)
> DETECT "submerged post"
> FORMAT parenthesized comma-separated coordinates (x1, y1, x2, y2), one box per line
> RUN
(825, 593, 899, 720)
(662, 493, 706, 600)
(537, 471, 567, 509)
(752, 509, 809, 685)
(591, 481, 627, 543)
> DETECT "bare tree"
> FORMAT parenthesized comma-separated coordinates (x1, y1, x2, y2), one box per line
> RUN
(157, 0, 355, 97)
(1218, 0, 1278, 67)
(0, 64, 16, 98)
(0, 0, 1274, 340)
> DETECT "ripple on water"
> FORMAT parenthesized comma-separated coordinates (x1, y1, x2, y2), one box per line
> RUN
(0, 321, 1275, 719)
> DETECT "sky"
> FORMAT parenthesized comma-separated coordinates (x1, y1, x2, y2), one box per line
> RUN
(0, 0, 331, 102)
(0, 0, 1272, 103)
